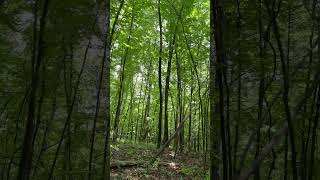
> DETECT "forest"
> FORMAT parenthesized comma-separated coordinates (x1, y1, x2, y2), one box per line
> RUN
(0, 0, 320, 179)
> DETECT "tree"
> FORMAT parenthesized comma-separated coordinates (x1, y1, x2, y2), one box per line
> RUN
(18, 0, 50, 179)
(157, 0, 163, 148)
(1, 0, 320, 179)
(102, 0, 111, 178)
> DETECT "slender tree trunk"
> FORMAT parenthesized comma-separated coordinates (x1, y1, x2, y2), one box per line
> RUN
(210, 0, 224, 179)
(32, 91, 57, 178)
(175, 48, 184, 152)
(264, 1, 298, 179)
(309, 86, 320, 180)
(102, 0, 111, 178)
(303, 1, 317, 177)
(110, 0, 124, 46)
(254, 1, 265, 179)
(237, 64, 320, 180)
(141, 62, 152, 140)
(138, 79, 147, 140)
(163, 10, 182, 144)
(32, 63, 46, 151)
(178, 17, 205, 153)
(233, 0, 241, 175)
(7, 89, 29, 180)
(127, 77, 136, 140)
(0, 98, 11, 121)
(113, 1, 135, 141)
(62, 41, 73, 180)
(309, 21, 320, 180)
(135, 78, 144, 142)
(87, 25, 109, 180)
(157, 0, 163, 148)
(169, 4, 206, 155)
(222, 60, 232, 179)
(47, 39, 91, 180)
(265, 97, 276, 179)
(18, 0, 50, 178)
(188, 68, 193, 151)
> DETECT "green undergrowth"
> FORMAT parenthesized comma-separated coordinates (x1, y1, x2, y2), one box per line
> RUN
(111, 140, 208, 179)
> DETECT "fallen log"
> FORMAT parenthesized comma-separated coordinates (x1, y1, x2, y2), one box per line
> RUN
(111, 160, 180, 169)
(111, 161, 145, 169)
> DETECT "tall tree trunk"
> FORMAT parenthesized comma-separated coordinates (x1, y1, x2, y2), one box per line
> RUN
(264, 1, 298, 179)
(127, 77, 136, 140)
(18, 0, 50, 178)
(62, 41, 73, 180)
(265, 97, 276, 179)
(32, 62, 46, 149)
(113, 1, 135, 141)
(87, 27, 109, 180)
(177, 17, 205, 154)
(157, 0, 163, 148)
(135, 78, 144, 142)
(233, 0, 241, 175)
(47, 40, 91, 180)
(163, 46, 173, 144)
(141, 62, 152, 140)
(110, 0, 125, 46)
(308, 20, 320, 180)
(188, 68, 193, 151)
(222, 60, 232, 179)
(32, 91, 57, 178)
(163, 10, 182, 144)
(254, 0, 265, 179)
(178, 16, 205, 153)
(238, 70, 320, 179)
(309, 86, 320, 180)
(302, 1, 317, 177)
(210, 0, 225, 179)
(101, 0, 111, 179)
(161, 5, 186, 145)
(175, 48, 183, 152)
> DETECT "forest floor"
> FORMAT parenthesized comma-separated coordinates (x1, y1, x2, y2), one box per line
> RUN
(111, 141, 208, 179)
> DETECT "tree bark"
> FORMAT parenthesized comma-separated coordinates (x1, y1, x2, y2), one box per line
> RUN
(210, 0, 224, 179)
(156, 0, 163, 148)
(102, 0, 111, 178)
(308, 19, 320, 180)
(264, 1, 298, 179)
(238, 70, 320, 180)
(47, 40, 91, 180)
(18, 0, 50, 178)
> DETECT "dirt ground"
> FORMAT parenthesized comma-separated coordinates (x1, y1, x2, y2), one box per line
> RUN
(111, 142, 209, 179)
